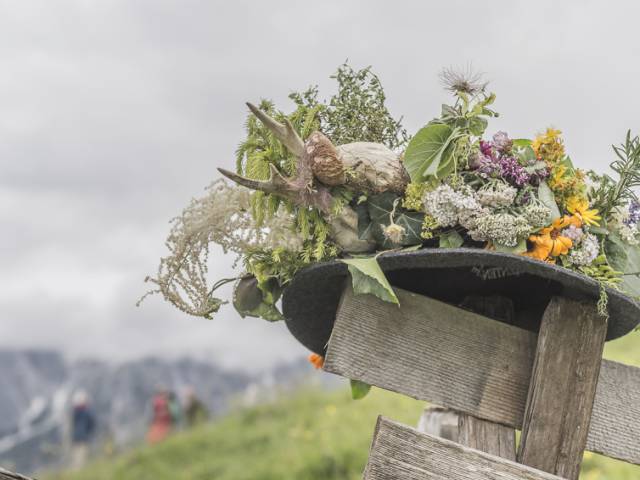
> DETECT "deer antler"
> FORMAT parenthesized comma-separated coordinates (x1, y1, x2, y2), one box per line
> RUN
(219, 104, 334, 213)
(245, 102, 305, 158)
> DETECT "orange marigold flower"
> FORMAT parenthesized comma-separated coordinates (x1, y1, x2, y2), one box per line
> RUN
(308, 353, 324, 370)
(524, 215, 579, 261)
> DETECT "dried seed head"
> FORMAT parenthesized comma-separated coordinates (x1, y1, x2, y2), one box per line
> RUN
(439, 65, 488, 95)
(382, 223, 406, 244)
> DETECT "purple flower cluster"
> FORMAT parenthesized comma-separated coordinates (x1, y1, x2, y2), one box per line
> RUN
(625, 200, 640, 226)
(470, 131, 548, 188)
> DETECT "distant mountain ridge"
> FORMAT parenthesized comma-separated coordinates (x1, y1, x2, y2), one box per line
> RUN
(0, 349, 316, 474)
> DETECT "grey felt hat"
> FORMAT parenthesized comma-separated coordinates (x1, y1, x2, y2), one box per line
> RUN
(282, 248, 640, 355)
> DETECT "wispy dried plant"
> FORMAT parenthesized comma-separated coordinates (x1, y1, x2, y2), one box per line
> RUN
(439, 65, 488, 95)
(138, 179, 302, 318)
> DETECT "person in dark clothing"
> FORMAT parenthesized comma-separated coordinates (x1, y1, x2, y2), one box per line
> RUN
(183, 387, 209, 428)
(70, 390, 96, 470)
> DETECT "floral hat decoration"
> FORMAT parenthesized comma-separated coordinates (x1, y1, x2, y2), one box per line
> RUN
(141, 65, 640, 375)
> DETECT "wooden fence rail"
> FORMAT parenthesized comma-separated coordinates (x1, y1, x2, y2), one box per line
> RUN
(324, 285, 640, 465)
(0, 467, 35, 480)
(364, 416, 564, 480)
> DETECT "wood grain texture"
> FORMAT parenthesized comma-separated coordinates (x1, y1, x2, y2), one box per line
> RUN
(323, 285, 640, 465)
(0, 467, 35, 480)
(458, 413, 516, 461)
(363, 416, 563, 480)
(518, 296, 607, 479)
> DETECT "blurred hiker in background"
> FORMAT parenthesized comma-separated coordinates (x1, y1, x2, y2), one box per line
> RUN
(183, 387, 209, 428)
(167, 391, 183, 429)
(146, 387, 172, 444)
(70, 390, 96, 470)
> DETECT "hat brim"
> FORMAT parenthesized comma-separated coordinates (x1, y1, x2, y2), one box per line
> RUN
(282, 248, 640, 355)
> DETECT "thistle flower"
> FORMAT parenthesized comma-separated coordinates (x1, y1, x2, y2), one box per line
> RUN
(439, 66, 488, 95)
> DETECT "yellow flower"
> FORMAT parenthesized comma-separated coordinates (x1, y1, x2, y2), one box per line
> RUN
(548, 164, 568, 190)
(533, 127, 565, 164)
(567, 196, 601, 226)
(524, 215, 580, 261)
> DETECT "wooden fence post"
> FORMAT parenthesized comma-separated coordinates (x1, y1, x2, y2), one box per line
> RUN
(517, 296, 607, 479)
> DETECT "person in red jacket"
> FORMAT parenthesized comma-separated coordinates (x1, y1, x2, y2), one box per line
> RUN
(146, 387, 172, 444)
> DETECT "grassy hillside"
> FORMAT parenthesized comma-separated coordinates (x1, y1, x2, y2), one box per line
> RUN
(46, 331, 640, 480)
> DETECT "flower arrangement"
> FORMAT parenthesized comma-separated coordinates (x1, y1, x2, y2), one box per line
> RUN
(142, 65, 640, 375)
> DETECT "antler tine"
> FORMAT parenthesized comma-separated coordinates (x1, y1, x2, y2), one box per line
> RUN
(218, 165, 289, 196)
(246, 102, 305, 158)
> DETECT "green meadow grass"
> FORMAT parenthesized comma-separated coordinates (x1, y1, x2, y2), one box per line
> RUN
(46, 331, 640, 480)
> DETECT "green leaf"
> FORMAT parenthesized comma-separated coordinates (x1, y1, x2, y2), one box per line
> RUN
(368, 192, 424, 248)
(513, 138, 532, 147)
(340, 257, 399, 304)
(519, 146, 537, 163)
(355, 203, 374, 241)
(439, 230, 464, 248)
(350, 379, 371, 400)
(468, 116, 488, 136)
(605, 233, 640, 297)
(233, 276, 284, 322)
(404, 123, 458, 182)
(589, 225, 610, 236)
(493, 238, 527, 254)
(538, 181, 561, 222)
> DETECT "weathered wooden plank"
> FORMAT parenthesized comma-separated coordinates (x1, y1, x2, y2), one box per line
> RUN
(457, 296, 517, 461)
(458, 413, 516, 461)
(363, 416, 563, 480)
(323, 285, 640, 465)
(0, 467, 35, 480)
(517, 297, 606, 479)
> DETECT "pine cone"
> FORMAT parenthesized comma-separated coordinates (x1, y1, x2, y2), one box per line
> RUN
(306, 132, 345, 186)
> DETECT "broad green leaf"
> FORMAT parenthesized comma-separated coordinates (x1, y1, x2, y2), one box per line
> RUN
(439, 230, 464, 248)
(355, 203, 374, 241)
(520, 146, 537, 163)
(368, 192, 424, 248)
(404, 123, 457, 182)
(494, 238, 527, 254)
(538, 181, 561, 222)
(524, 160, 547, 174)
(233, 276, 284, 321)
(513, 138, 532, 147)
(468, 116, 488, 136)
(605, 233, 640, 298)
(350, 379, 371, 400)
(340, 257, 399, 304)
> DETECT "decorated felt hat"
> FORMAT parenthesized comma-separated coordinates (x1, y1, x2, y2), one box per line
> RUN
(145, 65, 640, 368)
(282, 248, 640, 355)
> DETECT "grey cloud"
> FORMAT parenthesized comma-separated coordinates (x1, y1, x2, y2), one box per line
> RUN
(1, 0, 639, 365)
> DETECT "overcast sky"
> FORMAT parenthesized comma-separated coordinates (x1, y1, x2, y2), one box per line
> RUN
(0, 1, 638, 369)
